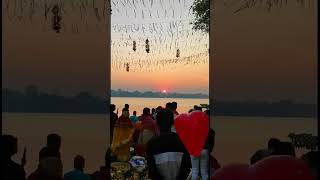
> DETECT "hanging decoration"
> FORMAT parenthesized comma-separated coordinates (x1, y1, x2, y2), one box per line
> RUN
(52, 4, 62, 33)
(176, 49, 180, 58)
(126, 63, 130, 72)
(145, 39, 150, 53)
(133, 40, 136, 51)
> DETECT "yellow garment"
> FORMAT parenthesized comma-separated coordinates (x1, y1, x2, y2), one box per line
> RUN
(111, 127, 135, 161)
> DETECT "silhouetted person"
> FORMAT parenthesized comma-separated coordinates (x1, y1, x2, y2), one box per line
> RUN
(139, 108, 160, 135)
(129, 110, 139, 124)
(172, 102, 179, 117)
(272, 141, 296, 157)
(90, 149, 112, 180)
(110, 104, 118, 143)
(194, 106, 203, 111)
(39, 133, 61, 161)
(1, 135, 26, 180)
(64, 155, 90, 180)
(146, 109, 191, 180)
(136, 107, 160, 156)
(124, 104, 129, 111)
(111, 108, 134, 161)
(151, 108, 156, 119)
(154, 106, 162, 120)
(190, 112, 210, 180)
(250, 138, 281, 164)
(28, 157, 63, 180)
(165, 102, 172, 110)
(267, 138, 281, 150)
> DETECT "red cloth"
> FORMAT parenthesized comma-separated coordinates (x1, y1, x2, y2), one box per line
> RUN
(139, 115, 160, 135)
(114, 115, 133, 128)
(135, 144, 147, 156)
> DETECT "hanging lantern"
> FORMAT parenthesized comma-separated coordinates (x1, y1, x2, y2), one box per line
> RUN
(52, 4, 62, 33)
(133, 40, 136, 51)
(126, 63, 130, 72)
(176, 49, 180, 58)
(145, 39, 150, 53)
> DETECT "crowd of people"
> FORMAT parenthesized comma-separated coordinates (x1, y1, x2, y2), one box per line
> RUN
(2, 102, 318, 180)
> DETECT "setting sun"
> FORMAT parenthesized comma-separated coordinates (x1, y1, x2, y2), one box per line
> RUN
(162, 89, 167, 94)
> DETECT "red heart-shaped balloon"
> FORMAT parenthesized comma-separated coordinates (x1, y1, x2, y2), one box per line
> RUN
(212, 164, 252, 180)
(174, 111, 209, 156)
(212, 156, 315, 180)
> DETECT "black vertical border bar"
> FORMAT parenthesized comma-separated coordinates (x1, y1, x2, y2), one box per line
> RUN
(1, 0, 3, 135)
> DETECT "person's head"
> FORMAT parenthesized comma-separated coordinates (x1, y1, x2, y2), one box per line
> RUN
(156, 106, 162, 110)
(110, 104, 116, 112)
(74, 155, 85, 170)
(47, 133, 61, 151)
(267, 138, 281, 150)
(151, 108, 156, 114)
(172, 102, 177, 111)
(272, 141, 296, 157)
(156, 108, 174, 133)
(133, 111, 137, 116)
(143, 107, 151, 115)
(1, 135, 18, 157)
(194, 105, 198, 109)
(125, 104, 129, 109)
(122, 108, 129, 117)
(165, 102, 172, 109)
(194, 106, 202, 111)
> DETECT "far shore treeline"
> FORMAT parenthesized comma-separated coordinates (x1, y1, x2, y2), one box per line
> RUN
(2, 86, 317, 117)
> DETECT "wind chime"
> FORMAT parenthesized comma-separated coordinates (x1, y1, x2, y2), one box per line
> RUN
(126, 63, 130, 72)
(133, 40, 136, 51)
(52, 4, 62, 33)
(176, 49, 180, 58)
(145, 39, 150, 53)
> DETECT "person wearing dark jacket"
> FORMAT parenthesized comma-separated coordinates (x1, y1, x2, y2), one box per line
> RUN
(110, 104, 118, 143)
(146, 109, 191, 180)
(2, 135, 26, 180)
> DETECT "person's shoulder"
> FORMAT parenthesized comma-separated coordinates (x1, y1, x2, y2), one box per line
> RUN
(39, 146, 48, 153)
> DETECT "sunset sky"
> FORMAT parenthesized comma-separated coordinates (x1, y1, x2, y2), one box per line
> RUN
(111, 0, 209, 94)
(2, 0, 317, 103)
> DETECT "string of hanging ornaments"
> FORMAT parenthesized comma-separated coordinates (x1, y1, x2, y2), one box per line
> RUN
(4, 0, 109, 33)
(3, 0, 315, 33)
(51, 4, 62, 33)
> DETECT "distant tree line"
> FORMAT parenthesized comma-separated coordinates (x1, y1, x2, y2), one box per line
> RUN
(2, 85, 107, 114)
(111, 89, 209, 98)
(2, 86, 317, 117)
